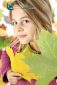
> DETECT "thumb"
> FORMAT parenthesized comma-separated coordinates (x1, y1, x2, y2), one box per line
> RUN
(13, 72, 22, 77)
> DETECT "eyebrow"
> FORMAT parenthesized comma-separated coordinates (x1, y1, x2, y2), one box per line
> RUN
(20, 16, 29, 19)
(12, 16, 29, 21)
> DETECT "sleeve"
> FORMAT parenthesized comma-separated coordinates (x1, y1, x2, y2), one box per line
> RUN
(1, 50, 11, 83)
(0, 51, 2, 59)
(49, 77, 57, 85)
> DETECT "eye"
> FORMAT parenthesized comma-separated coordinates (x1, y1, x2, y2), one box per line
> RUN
(11, 21, 17, 26)
(22, 20, 30, 24)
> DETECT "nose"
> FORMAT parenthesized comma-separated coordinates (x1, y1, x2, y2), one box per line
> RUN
(17, 24, 24, 32)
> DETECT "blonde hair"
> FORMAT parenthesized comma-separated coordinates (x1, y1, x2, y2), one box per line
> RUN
(9, 0, 52, 54)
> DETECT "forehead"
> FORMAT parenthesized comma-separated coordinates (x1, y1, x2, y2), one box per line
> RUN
(12, 6, 28, 20)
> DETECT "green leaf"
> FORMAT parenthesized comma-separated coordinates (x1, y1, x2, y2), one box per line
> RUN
(0, 37, 10, 50)
(0, 38, 4, 50)
(36, 30, 57, 85)
(25, 30, 57, 85)
(3, 38, 10, 48)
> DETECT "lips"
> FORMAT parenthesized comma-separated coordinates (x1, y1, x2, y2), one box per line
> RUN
(18, 34, 27, 38)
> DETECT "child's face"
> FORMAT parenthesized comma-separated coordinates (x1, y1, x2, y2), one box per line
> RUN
(12, 6, 37, 44)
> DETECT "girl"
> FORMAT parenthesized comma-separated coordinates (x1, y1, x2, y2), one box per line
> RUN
(1, 0, 57, 85)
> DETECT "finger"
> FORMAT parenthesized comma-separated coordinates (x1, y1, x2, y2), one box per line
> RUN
(10, 80, 17, 85)
(17, 76, 22, 80)
(12, 72, 22, 77)
(12, 74, 22, 80)
(11, 76, 21, 81)
(9, 77, 18, 84)
(13, 75, 22, 80)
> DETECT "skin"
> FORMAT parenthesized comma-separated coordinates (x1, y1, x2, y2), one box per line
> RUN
(12, 6, 37, 44)
(7, 6, 37, 84)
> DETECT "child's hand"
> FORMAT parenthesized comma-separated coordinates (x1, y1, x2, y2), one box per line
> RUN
(6, 69, 22, 84)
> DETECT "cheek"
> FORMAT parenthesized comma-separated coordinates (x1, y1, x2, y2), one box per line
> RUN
(27, 28, 36, 37)
(13, 27, 17, 36)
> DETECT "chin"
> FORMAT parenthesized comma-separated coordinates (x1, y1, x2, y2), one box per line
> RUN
(20, 40, 30, 45)
(19, 37, 32, 45)
(20, 41, 29, 45)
